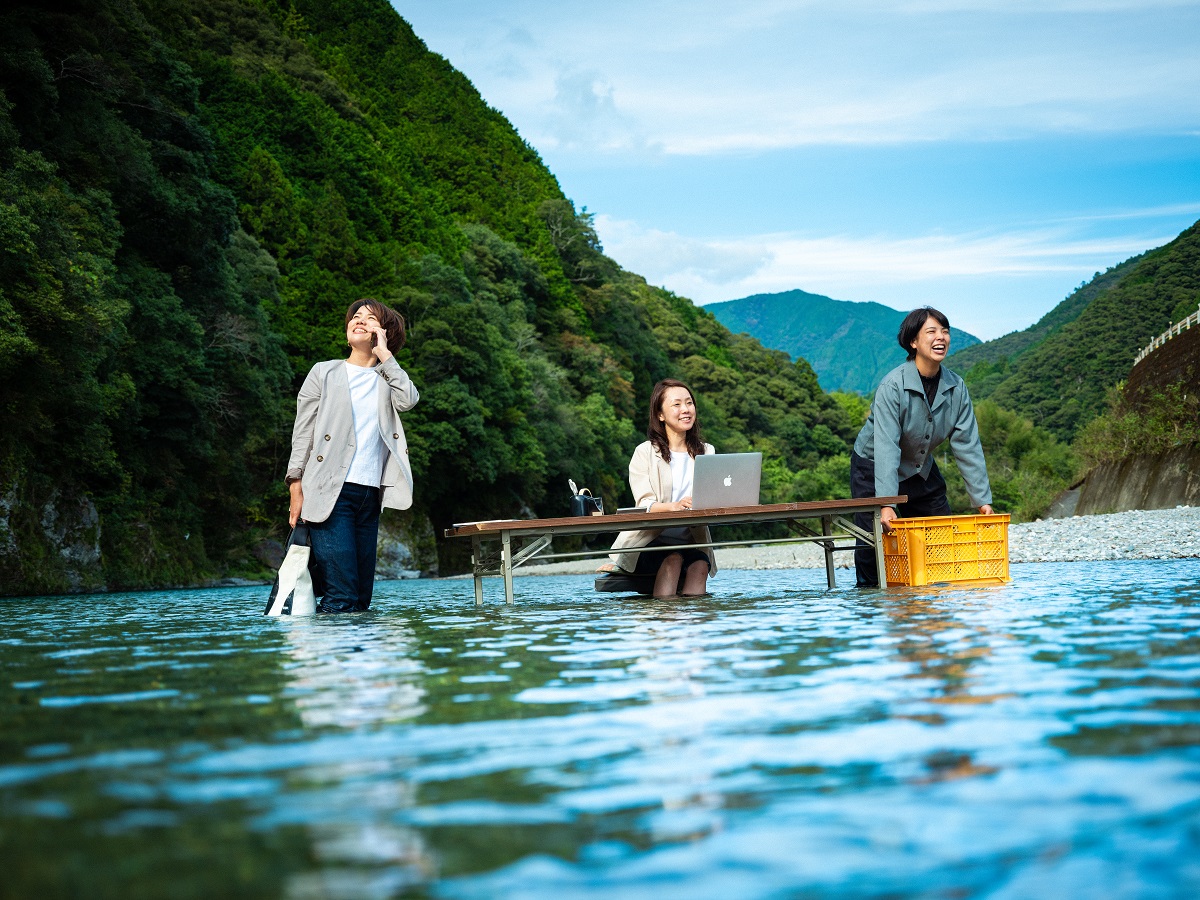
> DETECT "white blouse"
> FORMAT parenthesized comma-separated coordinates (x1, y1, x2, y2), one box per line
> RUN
(661, 451, 695, 539)
(668, 451, 694, 503)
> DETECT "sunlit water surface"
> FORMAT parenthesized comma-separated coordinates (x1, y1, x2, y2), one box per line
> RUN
(2, 560, 1199, 898)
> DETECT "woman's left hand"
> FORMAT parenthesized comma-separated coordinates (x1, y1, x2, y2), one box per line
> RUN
(979, 504, 994, 515)
(371, 326, 393, 362)
(288, 481, 304, 528)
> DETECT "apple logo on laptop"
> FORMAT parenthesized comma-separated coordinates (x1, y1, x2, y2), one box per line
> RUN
(723, 475, 732, 487)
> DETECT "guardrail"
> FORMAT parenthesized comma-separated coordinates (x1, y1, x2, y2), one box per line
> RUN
(1134, 303, 1200, 366)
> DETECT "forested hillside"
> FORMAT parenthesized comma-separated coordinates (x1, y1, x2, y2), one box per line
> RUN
(0, 0, 854, 594)
(949, 223, 1200, 441)
(707, 289, 980, 394)
(946, 257, 1140, 377)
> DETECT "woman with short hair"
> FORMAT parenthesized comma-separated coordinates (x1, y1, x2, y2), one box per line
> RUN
(850, 306, 994, 587)
(286, 299, 419, 612)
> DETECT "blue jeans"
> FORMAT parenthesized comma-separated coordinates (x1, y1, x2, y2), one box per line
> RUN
(308, 483, 381, 613)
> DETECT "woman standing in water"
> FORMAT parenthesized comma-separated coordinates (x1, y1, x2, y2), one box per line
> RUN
(608, 378, 717, 597)
(850, 306, 993, 587)
(286, 299, 419, 613)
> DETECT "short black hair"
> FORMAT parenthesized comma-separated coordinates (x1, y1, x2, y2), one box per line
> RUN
(898, 307, 950, 360)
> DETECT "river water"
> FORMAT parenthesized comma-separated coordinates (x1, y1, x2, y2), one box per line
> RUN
(2, 559, 1199, 898)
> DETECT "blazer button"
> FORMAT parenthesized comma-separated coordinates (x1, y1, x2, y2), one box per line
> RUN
(324, 434, 331, 441)
(393, 433, 399, 439)
(316, 455, 324, 462)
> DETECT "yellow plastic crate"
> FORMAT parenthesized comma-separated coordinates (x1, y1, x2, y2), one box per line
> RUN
(882, 514, 1011, 586)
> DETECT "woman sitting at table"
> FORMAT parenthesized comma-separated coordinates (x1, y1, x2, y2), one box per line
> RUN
(606, 378, 718, 597)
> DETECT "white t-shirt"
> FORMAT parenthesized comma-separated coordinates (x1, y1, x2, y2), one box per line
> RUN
(344, 362, 386, 487)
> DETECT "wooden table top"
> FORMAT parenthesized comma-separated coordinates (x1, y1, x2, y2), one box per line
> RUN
(444, 496, 907, 539)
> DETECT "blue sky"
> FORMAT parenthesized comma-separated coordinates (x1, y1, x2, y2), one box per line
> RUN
(394, 1, 1200, 340)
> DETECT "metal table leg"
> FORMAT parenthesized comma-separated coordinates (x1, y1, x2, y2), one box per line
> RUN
(822, 515, 836, 588)
(873, 511, 888, 588)
(501, 531, 514, 605)
(471, 536, 484, 606)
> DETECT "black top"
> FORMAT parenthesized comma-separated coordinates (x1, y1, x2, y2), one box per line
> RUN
(919, 368, 941, 407)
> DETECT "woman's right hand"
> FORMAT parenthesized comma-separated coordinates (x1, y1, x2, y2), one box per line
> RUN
(288, 482, 304, 528)
(659, 497, 694, 512)
(880, 506, 898, 532)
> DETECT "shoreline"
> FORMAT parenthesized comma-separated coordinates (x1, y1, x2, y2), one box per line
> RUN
(202, 506, 1200, 587)
(512, 506, 1200, 577)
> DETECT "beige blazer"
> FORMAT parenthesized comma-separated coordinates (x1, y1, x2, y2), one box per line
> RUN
(609, 441, 718, 574)
(286, 357, 419, 523)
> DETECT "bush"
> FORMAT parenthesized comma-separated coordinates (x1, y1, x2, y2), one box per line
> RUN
(1075, 381, 1200, 467)
(939, 400, 1077, 522)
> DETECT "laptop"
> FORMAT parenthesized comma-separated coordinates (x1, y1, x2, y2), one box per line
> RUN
(691, 452, 762, 509)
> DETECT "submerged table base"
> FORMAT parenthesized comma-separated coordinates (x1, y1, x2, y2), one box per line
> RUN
(444, 497, 907, 604)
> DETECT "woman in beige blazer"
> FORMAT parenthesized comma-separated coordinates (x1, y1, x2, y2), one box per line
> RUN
(285, 299, 419, 612)
(608, 378, 717, 597)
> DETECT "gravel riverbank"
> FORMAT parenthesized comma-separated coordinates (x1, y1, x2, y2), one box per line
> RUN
(518, 506, 1200, 576)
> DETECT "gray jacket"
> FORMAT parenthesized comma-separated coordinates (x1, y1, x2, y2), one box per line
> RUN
(286, 357, 419, 523)
(853, 360, 992, 507)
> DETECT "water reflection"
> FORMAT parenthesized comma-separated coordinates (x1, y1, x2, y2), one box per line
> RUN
(274, 615, 434, 897)
(876, 588, 1015, 782)
(281, 617, 426, 730)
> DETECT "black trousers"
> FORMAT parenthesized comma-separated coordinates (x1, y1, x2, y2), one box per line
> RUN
(850, 450, 951, 587)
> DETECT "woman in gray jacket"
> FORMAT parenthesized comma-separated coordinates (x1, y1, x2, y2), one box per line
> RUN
(850, 307, 993, 587)
(286, 299, 419, 612)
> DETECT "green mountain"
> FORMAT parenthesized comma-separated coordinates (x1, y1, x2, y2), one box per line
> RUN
(706, 290, 982, 394)
(0, 0, 855, 593)
(948, 223, 1200, 441)
(946, 258, 1140, 375)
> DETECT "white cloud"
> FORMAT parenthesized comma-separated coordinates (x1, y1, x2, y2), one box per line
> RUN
(399, 1, 1200, 156)
(596, 216, 772, 284)
(395, 2, 1200, 338)
(599, 219, 1165, 291)
(594, 214, 1180, 337)
(895, 1, 1194, 11)
(1055, 202, 1200, 224)
(537, 72, 649, 153)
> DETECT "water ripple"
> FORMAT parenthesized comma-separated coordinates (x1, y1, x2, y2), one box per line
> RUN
(1, 560, 1198, 896)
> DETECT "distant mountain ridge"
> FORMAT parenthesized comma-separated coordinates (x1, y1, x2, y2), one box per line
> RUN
(706, 290, 982, 394)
